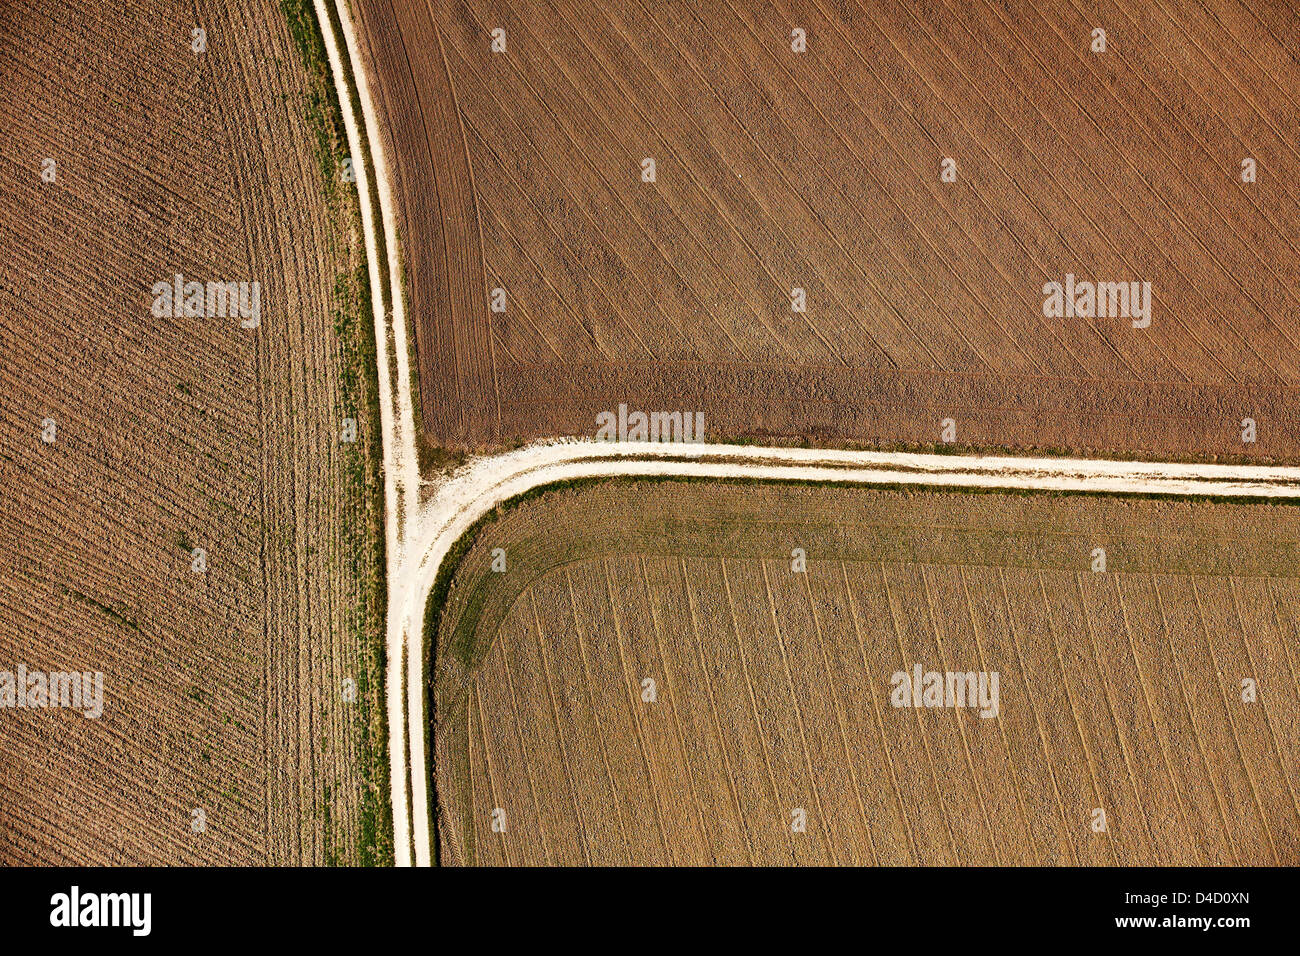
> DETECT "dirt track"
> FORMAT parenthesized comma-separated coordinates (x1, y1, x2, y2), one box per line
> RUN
(391, 440, 1300, 865)
(322, 1, 1300, 865)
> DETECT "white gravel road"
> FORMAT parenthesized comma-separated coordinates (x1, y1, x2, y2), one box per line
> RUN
(392, 440, 1300, 866)
(318, 0, 1300, 868)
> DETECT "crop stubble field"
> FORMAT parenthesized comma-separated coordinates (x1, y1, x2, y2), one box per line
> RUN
(0, 0, 388, 863)
(433, 480, 1300, 865)
(358, 0, 1300, 459)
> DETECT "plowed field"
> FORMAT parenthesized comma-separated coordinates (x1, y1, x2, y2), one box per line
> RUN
(357, 0, 1300, 460)
(0, 0, 388, 864)
(433, 480, 1300, 865)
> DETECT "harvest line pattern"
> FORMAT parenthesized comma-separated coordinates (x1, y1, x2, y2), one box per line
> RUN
(358, 0, 1300, 458)
(434, 481, 1300, 865)
(0, 0, 388, 864)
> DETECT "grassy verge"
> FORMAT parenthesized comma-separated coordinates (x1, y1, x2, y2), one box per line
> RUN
(714, 430, 1300, 468)
(279, 0, 392, 867)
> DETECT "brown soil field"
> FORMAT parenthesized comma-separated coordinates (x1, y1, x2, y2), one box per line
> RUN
(0, 1, 389, 864)
(357, 0, 1300, 460)
(432, 480, 1300, 865)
